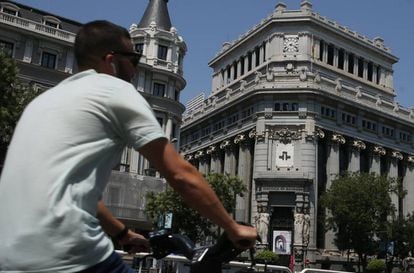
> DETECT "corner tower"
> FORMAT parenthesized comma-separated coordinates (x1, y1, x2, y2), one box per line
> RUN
(130, 0, 186, 146)
(103, 0, 187, 233)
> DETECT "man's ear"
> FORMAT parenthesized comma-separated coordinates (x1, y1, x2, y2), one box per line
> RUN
(100, 53, 116, 75)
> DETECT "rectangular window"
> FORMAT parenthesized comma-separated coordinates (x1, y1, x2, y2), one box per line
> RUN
(358, 57, 364, 78)
(45, 21, 59, 28)
(174, 89, 179, 101)
(247, 52, 252, 71)
(172, 123, 177, 138)
(157, 45, 168, 60)
(153, 83, 166, 97)
(367, 62, 373, 82)
(41, 52, 57, 69)
(275, 103, 281, 111)
(3, 7, 17, 16)
(327, 44, 334, 65)
(348, 53, 354, 74)
(240, 57, 245, 76)
(135, 43, 144, 54)
(255, 47, 260, 67)
(338, 49, 344, 70)
(0, 40, 14, 57)
(262, 42, 266, 62)
(233, 62, 237, 80)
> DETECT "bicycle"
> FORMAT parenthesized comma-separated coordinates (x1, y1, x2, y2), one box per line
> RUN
(138, 228, 261, 273)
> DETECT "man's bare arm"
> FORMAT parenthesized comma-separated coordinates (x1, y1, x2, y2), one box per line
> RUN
(138, 138, 257, 247)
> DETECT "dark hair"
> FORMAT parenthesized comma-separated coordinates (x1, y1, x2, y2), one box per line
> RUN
(74, 20, 131, 69)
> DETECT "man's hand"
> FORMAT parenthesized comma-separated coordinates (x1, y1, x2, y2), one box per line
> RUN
(119, 230, 150, 254)
(227, 224, 258, 250)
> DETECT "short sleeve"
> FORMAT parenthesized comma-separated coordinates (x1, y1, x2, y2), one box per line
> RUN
(105, 81, 166, 150)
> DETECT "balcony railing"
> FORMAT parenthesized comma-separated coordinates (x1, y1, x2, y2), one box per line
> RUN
(0, 12, 76, 43)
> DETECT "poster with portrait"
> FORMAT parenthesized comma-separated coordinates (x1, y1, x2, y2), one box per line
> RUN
(273, 230, 292, 255)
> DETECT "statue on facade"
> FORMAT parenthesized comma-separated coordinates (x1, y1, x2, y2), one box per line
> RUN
(303, 213, 311, 246)
(294, 213, 304, 245)
(254, 213, 270, 243)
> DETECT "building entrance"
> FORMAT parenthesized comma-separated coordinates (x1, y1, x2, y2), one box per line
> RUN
(270, 206, 294, 266)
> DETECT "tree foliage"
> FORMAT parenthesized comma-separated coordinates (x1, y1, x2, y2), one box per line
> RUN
(321, 172, 398, 269)
(145, 173, 247, 242)
(388, 213, 414, 261)
(0, 51, 41, 159)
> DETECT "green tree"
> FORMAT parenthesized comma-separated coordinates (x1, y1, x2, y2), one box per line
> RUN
(388, 213, 414, 262)
(321, 172, 397, 272)
(145, 173, 247, 242)
(0, 51, 41, 166)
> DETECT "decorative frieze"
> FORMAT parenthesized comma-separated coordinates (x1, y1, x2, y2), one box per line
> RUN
(271, 127, 302, 144)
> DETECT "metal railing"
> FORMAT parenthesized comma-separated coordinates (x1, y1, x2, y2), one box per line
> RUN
(0, 12, 76, 43)
(119, 251, 294, 273)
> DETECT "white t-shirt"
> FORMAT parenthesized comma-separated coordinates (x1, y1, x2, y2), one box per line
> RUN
(0, 70, 166, 272)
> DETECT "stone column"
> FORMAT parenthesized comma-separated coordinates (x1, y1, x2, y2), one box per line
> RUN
(363, 61, 368, 80)
(221, 139, 236, 175)
(195, 150, 207, 174)
(353, 55, 358, 76)
(129, 149, 140, 173)
(370, 146, 386, 175)
(235, 134, 252, 222)
(348, 140, 366, 172)
(325, 133, 345, 250)
(207, 145, 219, 173)
(403, 156, 414, 216)
(333, 48, 338, 68)
(344, 52, 349, 72)
(252, 50, 257, 69)
(165, 114, 173, 140)
(389, 151, 403, 215)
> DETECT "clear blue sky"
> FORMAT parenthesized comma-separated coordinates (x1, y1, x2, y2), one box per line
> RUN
(14, 0, 414, 108)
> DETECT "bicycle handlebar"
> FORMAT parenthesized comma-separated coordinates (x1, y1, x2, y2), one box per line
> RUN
(145, 227, 260, 273)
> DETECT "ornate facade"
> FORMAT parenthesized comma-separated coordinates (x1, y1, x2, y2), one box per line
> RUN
(180, 1, 414, 267)
(0, 1, 80, 90)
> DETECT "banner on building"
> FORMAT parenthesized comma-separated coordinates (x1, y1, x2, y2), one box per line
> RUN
(273, 230, 292, 255)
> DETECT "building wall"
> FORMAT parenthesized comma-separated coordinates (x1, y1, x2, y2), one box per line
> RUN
(180, 1, 414, 267)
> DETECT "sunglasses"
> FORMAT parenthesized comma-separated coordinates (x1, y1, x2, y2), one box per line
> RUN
(108, 51, 142, 67)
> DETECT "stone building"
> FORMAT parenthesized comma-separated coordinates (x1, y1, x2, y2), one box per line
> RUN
(0, 0, 81, 167)
(0, 1, 80, 89)
(180, 0, 414, 266)
(102, 0, 187, 232)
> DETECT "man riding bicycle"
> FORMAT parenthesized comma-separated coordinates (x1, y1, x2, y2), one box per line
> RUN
(0, 20, 257, 272)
